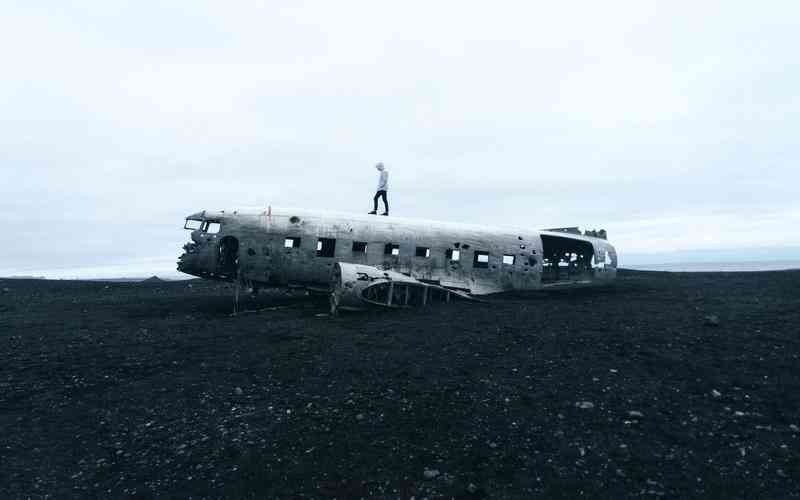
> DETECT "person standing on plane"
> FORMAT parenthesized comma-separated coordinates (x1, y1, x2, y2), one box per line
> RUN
(368, 162, 389, 216)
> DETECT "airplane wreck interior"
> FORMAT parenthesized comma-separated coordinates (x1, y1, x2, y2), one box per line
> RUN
(540, 234, 596, 283)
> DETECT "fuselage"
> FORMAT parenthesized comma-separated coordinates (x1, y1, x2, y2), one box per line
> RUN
(177, 207, 617, 295)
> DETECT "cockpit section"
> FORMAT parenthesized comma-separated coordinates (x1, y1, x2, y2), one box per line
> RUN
(177, 212, 233, 279)
(184, 215, 221, 234)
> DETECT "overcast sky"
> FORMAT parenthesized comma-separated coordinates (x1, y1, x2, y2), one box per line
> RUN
(2, 1, 799, 278)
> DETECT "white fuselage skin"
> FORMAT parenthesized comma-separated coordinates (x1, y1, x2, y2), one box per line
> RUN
(177, 207, 617, 295)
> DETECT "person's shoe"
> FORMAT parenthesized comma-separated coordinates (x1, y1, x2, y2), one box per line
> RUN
(368, 210, 377, 215)
(380, 212, 389, 216)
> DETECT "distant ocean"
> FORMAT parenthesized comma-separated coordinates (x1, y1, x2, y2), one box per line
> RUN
(625, 261, 800, 272)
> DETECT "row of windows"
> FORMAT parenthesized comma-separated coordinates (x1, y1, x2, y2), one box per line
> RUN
(283, 236, 523, 267)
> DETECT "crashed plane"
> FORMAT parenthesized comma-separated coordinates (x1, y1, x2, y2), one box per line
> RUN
(177, 207, 617, 313)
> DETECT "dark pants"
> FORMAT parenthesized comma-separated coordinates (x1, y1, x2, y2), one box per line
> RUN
(373, 190, 388, 213)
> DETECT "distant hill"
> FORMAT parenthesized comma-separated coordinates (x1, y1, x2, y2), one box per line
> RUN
(141, 276, 164, 284)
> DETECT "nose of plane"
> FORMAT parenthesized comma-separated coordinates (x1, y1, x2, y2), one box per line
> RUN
(177, 242, 200, 275)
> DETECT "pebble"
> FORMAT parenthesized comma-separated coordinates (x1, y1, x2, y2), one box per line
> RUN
(711, 390, 722, 398)
(575, 401, 595, 409)
(356, 413, 364, 421)
(423, 468, 440, 479)
(704, 314, 720, 326)
(628, 411, 644, 418)
(234, 387, 243, 395)
(466, 483, 478, 493)
(790, 424, 799, 432)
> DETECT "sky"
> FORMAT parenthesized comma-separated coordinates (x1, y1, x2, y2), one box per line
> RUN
(1, 1, 799, 278)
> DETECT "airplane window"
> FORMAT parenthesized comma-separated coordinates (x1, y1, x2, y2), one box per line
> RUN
(204, 222, 221, 234)
(317, 238, 336, 257)
(415, 247, 431, 258)
(352, 241, 368, 253)
(503, 255, 515, 265)
(384, 243, 400, 256)
(284, 237, 301, 248)
(473, 251, 490, 269)
(446, 249, 461, 261)
(184, 219, 202, 230)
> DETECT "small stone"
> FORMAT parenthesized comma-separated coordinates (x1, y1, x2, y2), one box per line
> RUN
(711, 390, 722, 398)
(704, 315, 720, 326)
(789, 424, 799, 432)
(466, 483, 478, 493)
(628, 411, 644, 418)
(234, 387, 243, 395)
(575, 401, 594, 409)
(423, 468, 440, 479)
(356, 413, 364, 421)
(733, 411, 745, 417)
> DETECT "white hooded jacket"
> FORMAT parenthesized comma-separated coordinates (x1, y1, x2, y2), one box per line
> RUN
(376, 164, 389, 191)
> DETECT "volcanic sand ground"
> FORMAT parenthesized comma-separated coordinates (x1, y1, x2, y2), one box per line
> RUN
(1, 270, 799, 499)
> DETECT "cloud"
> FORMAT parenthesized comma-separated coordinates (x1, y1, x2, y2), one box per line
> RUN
(1, 0, 799, 277)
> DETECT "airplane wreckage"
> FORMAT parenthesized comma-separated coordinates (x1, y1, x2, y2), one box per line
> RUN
(177, 207, 617, 314)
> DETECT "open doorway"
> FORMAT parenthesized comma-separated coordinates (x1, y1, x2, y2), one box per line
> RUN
(540, 234, 594, 283)
(217, 236, 239, 278)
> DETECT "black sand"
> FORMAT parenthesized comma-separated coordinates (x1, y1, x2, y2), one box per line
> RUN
(1, 270, 798, 498)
